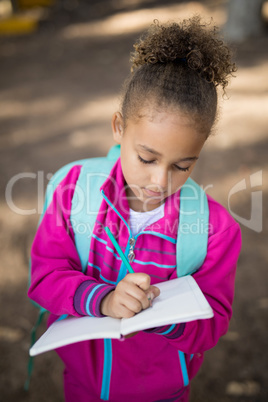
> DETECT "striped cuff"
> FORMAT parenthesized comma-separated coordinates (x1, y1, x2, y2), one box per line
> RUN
(74, 280, 115, 317)
(144, 323, 185, 339)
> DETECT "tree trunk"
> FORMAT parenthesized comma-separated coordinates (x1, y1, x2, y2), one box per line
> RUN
(224, 0, 264, 42)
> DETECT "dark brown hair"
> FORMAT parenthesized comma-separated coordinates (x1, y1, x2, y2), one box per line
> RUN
(121, 16, 236, 136)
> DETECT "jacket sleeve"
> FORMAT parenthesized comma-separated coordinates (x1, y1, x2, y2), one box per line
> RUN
(144, 220, 242, 353)
(28, 166, 115, 317)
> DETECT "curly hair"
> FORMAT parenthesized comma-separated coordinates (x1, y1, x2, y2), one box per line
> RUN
(121, 16, 237, 136)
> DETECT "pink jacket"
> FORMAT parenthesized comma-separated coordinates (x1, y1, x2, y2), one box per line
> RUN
(29, 158, 241, 401)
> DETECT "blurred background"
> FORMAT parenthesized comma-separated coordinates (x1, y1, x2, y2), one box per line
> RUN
(0, 0, 267, 401)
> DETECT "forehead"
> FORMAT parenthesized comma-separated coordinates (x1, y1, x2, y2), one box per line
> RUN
(125, 109, 205, 158)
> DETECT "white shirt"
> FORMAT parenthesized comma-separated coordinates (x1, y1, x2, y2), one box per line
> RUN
(128, 203, 165, 237)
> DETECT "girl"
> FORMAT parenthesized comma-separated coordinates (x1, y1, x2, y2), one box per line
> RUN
(29, 16, 241, 402)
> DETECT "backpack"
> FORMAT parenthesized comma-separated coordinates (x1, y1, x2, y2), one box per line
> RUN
(25, 144, 209, 389)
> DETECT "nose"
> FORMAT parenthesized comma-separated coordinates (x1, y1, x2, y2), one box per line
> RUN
(151, 167, 169, 191)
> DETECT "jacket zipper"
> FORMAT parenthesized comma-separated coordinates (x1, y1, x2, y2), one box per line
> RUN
(127, 237, 136, 262)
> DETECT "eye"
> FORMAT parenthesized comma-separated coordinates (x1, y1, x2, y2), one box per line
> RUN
(174, 165, 190, 172)
(138, 155, 155, 164)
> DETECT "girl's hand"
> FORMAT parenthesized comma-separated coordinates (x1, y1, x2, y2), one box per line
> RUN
(100, 273, 160, 319)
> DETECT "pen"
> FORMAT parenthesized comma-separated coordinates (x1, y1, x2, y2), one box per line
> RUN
(104, 226, 135, 274)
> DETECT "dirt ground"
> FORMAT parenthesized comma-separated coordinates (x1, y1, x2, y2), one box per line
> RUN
(0, 1, 267, 401)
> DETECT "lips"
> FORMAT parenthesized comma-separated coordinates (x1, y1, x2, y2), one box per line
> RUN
(143, 188, 166, 198)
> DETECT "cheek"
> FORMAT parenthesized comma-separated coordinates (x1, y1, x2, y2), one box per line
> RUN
(121, 143, 136, 167)
(170, 172, 191, 194)
(121, 153, 142, 184)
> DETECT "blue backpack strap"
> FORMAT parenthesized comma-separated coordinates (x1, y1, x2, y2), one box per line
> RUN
(176, 178, 209, 387)
(176, 177, 209, 277)
(38, 159, 90, 225)
(106, 144, 121, 161)
(71, 145, 120, 272)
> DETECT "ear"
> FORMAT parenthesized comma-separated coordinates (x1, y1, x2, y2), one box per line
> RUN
(111, 112, 124, 144)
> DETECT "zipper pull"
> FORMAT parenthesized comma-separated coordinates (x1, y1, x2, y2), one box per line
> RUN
(128, 237, 136, 263)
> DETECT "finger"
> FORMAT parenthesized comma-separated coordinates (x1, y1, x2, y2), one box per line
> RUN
(120, 293, 143, 316)
(124, 273, 151, 291)
(110, 292, 141, 318)
(115, 303, 137, 319)
(145, 286, 160, 306)
(150, 285, 160, 298)
(125, 284, 150, 313)
(120, 281, 150, 310)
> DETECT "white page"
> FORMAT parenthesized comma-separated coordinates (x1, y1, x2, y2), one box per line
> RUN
(120, 276, 213, 335)
(30, 316, 121, 356)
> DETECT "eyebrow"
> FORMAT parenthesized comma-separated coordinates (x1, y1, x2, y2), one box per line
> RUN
(138, 144, 199, 163)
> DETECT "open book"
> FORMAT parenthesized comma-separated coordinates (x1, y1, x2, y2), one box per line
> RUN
(30, 275, 213, 356)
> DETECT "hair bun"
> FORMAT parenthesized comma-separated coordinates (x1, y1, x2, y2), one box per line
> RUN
(131, 16, 236, 90)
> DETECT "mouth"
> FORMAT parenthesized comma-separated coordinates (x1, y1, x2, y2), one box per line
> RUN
(143, 188, 166, 198)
